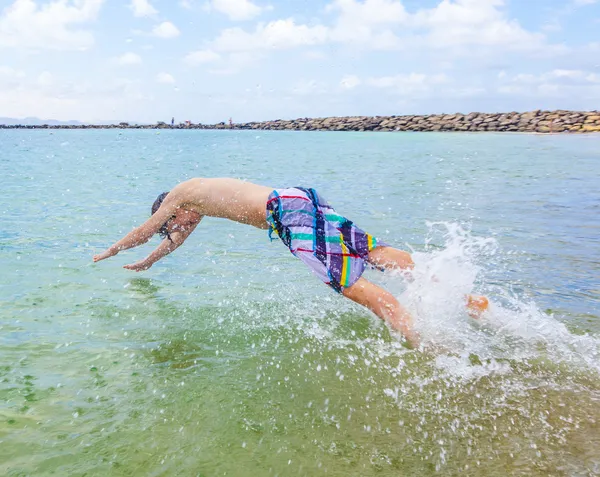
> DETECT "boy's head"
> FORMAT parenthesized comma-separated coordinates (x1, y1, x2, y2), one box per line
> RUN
(152, 192, 169, 215)
(151, 191, 202, 241)
(152, 192, 171, 239)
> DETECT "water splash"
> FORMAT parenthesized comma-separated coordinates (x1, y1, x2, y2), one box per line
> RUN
(385, 222, 600, 376)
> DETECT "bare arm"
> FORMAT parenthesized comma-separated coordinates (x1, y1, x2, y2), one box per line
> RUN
(93, 194, 182, 262)
(122, 222, 198, 271)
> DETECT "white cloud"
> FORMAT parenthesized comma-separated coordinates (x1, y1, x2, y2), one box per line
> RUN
(152, 21, 180, 39)
(326, 0, 407, 48)
(366, 73, 448, 95)
(0, 88, 78, 120)
(184, 49, 221, 65)
(303, 50, 327, 60)
(37, 71, 53, 87)
(156, 72, 175, 84)
(208, 0, 262, 21)
(368, 73, 447, 88)
(572, 0, 597, 5)
(0, 66, 26, 88)
(206, 0, 554, 56)
(412, 0, 546, 51)
(0, 75, 150, 122)
(205, 0, 405, 51)
(498, 69, 600, 98)
(213, 19, 329, 52)
(0, 65, 24, 77)
(340, 74, 361, 89)
(448, 86, 487, 98)
(323, 0, 552, 52)
(510, 73, 537, 84)
(1, 1, 592, 122)
(0, 0, 103, 50)
(116, 52, 142, 65)
(505, 69, 600, 85)
(130, 0, 157, 17)
(327, 0, 408, 25)
(551, 69, 584, 79)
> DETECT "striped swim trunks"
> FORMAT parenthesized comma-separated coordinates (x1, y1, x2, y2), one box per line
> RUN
(266, 187, 386, 292)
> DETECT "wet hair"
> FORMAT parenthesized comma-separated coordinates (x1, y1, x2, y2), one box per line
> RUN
(151, 192, 173, 240)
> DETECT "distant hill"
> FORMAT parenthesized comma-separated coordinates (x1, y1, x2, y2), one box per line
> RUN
(0, 117, 84, 126)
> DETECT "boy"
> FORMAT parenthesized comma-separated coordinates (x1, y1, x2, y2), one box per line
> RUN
(93, 177, 488, 347)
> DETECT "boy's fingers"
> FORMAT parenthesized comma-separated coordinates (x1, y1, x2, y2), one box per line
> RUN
(94, 251, 111, 261)
(124, 263, 142, 270)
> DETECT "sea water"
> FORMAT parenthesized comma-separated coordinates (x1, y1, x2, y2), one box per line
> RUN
(0, 129, 599, 475)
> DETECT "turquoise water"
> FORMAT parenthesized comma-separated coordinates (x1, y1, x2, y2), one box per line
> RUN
(1, 130, 599, 475)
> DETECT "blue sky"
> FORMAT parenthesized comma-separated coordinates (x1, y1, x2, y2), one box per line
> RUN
(0, 0, 599, 123)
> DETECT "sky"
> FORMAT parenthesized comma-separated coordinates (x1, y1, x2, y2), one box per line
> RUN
(0, 0, 599, 123)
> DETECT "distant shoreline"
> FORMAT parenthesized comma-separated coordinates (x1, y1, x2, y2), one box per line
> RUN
(2, 110, 599, 133)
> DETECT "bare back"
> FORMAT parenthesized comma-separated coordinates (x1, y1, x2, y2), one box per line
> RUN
(169, 178, 274, 229)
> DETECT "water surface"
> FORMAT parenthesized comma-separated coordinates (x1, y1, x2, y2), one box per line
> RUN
(1, 130, 599, 475)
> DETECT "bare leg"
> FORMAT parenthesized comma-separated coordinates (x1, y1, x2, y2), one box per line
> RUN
(342, 277, 420, 348)
(368, 246, 414, 272)
(368, 246, 489, 317)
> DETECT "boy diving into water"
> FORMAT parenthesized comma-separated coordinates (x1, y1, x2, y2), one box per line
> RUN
(93, 177, 488, 347)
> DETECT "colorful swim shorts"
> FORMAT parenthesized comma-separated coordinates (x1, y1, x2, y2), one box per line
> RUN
(266, 187, 387, 293)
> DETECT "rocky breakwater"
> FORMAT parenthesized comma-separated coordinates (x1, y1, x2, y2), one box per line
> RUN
(1, 110, 599, 132)
(0, 122, 181, 130)
(229, 110, 600, 133)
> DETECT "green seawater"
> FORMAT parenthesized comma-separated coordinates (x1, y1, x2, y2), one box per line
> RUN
(1, 130, 599, 476)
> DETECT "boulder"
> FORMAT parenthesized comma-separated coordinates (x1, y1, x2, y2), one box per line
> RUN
(582, 124, 600, 132)
(519, 111, 538, 121)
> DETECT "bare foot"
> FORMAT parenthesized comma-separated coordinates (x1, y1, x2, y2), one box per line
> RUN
(466, 294, 489, 319)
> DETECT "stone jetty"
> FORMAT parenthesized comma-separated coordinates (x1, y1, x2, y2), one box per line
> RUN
(2, 110, 599, 133)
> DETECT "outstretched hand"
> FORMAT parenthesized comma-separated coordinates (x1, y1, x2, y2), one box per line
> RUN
(93, 248, 117, 262)
(123, 260, 151, 272)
